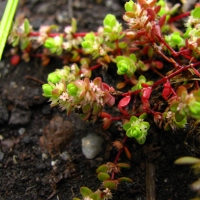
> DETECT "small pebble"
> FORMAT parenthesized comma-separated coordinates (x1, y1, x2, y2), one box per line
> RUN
(51, 160, 58, 166)
(9, 108, 32, 126)
(60, 151, 70, 161)
(164, 178, 168, 182)
(23, 135, 31, 144)
(82, 133, 104, 159)
(18, 127, 26, 135)
(42, 153, 48, 160)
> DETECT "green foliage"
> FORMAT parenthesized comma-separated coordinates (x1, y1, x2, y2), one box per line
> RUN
(42, 84, 54, 98)
(123, 114, 150, 144)
(175, 156, 200, 198)
(0, 0, 19, 59)
(124, 0, 134, 12)
(191, 7, 200, 19)
(169, 86, 200, 121)
(103, 14, 123, 41)
(131, 75, 153, 92)
(97, 172, 110, 181)
(81, 32, 104, 59)
(116, 54, 137, 77)
(165, 32, 185, 49)
(44, 35, 63, 55)
(7, 1, 200, 198)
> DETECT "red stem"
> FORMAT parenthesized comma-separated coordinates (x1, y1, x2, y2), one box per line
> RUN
(168, 12, 190, 23)
(122, 61, 200, 97)
(111, 136, 128, 180)
(90, 64, 102, 71)
(29, 31, 98, 38)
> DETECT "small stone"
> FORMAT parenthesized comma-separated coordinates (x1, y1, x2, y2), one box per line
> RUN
(9, 108, 32, 126)
(82, 133, 104, 159)
(60, 151, 70, 161)
(51, 160, 58, 166)
(164, 178, 168, 182)
(0, 152, 4, 162)
(23, 135, 31, 144)
(42, 153, 48, 160)
(18, 128, 26, 135)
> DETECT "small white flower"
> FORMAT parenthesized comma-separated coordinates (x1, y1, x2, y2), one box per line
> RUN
(59, 92, 69, 101)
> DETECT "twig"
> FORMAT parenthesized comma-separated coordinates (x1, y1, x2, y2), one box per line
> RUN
(146, 161, 156, 200)
(25, 75, 45, 85)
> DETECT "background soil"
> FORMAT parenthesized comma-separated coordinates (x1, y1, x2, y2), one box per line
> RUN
(0, 0, 199, 200)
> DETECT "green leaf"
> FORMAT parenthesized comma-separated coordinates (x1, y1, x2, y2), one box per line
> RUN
(174, 157, 200, 165)
(129, 116, 138, 123)
(67, 83, 79, 96)
(103, 14, 116, 28)
(175, 112, 185, 122)
(139, 113, 147, 120)
(169, 102, 179, 112)
(80, 187, 93, 197)
(125, 0, 134, 12)
(20, 38, 29, 50)
(90, 193, 101, 200)
(47, 72, 61, 84)
(42, 84, 53, 97)
(129, 54, 137, 62)
(117, 177, 133, 183)
(12, 36, 20, 47)
(123, 123, 131, 131)
(44, 38, 55, 49)
(72, 198, 81, 200)
(24, 18, 30, 34)
(0, 0, 19, 60)
(116, 163, 130, 169)
(103, 180, 117, 190)
(71, 18, 77, 33)
(97, 172, 110, 181)
(191, 7, 200, 19)
(118, 42, 127, 49)
(96, 164, 108, 173)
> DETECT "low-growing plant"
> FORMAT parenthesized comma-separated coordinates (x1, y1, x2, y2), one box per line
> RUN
(175, 156, 200, 199)
(5, 0, 200, 199)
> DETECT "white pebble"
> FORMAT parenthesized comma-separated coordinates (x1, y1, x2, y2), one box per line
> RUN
(82, 133, 104, 159)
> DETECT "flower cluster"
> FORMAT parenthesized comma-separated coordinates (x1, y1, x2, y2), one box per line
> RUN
(42, 66, 115, 120)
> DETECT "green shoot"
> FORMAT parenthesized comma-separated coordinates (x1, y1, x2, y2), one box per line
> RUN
(0, 0, 19, 60)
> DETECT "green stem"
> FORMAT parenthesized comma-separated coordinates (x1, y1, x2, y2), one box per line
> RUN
(0, 0, 19, 60)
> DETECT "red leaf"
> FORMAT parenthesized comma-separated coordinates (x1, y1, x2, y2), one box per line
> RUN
(118, 96, 131, 107)
(99, 112, 112, 118)
(124, 146, 132, 160)
(159, 15, 166, 27)
(154, 5, 161, 14)
(103, 118, 112, 130)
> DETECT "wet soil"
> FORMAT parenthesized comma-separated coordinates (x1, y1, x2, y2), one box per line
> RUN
(0, 0, 199, 200)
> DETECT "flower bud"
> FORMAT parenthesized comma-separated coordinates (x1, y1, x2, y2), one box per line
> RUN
(42, 84, 54, 97)
(103, 14, 116, 28)
(117, 61, 129, 75)
(67, 83, 79, 96)
(81, 41, 91, 49)
(126, 126, 141, 138)
(124, 0, 134, 12)
(44, 38, 55, 48)
(47, 72, 61, 84)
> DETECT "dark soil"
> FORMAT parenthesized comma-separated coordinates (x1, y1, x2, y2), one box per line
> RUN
(0, 0, 199, 200)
